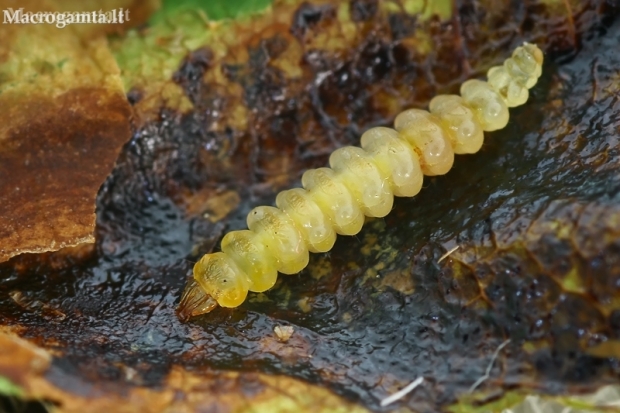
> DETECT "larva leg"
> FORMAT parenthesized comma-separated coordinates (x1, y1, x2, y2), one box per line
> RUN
(177, 43, 544, 320)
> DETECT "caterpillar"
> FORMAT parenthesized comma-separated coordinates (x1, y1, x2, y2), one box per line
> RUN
(177, 43, 544, 321)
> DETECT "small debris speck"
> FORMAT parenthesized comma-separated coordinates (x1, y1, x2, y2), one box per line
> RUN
(274, 325, 294, 342)
(438, 245, 460, 263)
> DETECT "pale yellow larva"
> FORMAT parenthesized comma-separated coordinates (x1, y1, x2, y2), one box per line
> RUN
(177, 43, 544, 321)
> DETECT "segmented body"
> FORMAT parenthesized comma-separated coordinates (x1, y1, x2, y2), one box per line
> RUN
(177, 43, 544, 320)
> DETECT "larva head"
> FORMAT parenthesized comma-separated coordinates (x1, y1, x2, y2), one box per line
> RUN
(176, 278, 219, 322)
(193, 252, 250, 308)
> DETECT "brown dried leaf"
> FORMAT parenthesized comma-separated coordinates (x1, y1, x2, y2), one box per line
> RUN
(0, 0, 158, 262)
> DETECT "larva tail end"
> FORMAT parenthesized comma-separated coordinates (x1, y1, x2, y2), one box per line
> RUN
(176, 278, 219, 322)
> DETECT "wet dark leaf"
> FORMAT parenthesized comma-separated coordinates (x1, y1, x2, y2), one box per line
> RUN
(1, 0, 620, 412)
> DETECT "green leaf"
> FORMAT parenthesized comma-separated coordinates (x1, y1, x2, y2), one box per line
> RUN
(0, 376, 23, 398)
(150, 0, 273, 23)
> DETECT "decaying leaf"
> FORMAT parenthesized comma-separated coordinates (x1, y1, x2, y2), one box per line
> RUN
(1, 0, 620, 412)
(0, 331, 369, 413)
